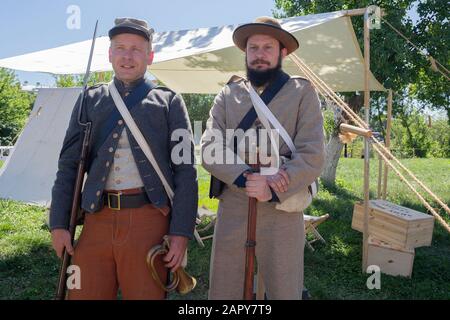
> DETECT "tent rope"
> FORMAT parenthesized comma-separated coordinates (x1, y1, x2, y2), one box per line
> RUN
(381, 17, 450, 81)
(289, 53, 450, 233)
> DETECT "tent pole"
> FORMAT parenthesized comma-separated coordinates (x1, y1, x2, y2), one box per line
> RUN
(377, 154, 383, 198)
(382, 89, 393, 199)
(362, 7, 371, 273)
(345, 8, 386, 17)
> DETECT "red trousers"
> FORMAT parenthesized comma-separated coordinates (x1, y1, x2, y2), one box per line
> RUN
(68, 203, 169, 300)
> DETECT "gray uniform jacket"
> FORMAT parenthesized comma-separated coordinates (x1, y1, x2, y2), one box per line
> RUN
(49, 78, 198, 239)
(201, 75, 325, 204)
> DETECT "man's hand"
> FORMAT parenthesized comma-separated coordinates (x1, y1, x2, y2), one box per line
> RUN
(164, 235, 188, 272)
(267, 169, 290, 193)
(51, 228, 74, 259)
(245, 172, 272, 202)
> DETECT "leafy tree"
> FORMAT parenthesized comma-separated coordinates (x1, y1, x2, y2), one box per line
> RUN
(0, 68, 35, 145)
(181, 93, 215, 131)
(274, 0, 449, 183)
(427, 118, 450, 158)
(55, 72, 114, 88)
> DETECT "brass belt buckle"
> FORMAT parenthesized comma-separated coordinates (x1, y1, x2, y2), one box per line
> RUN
(107, 192, 122, 210)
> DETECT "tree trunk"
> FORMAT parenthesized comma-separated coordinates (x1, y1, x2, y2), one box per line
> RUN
(320, 133, 344, 186)
(320, 93, 363, 186)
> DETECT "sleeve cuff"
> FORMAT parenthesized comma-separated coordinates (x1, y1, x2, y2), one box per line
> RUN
(169, 232, 194, 240)
(233, 171, 248, 188)
(269, 188, 280, 203)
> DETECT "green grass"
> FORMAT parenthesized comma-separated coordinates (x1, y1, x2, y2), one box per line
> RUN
(0, 158, 449, 299)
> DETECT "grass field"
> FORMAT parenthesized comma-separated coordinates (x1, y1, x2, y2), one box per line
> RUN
(0, 158, 449, 299)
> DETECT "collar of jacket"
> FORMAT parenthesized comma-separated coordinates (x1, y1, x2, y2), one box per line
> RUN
(113, 76, 145, 97)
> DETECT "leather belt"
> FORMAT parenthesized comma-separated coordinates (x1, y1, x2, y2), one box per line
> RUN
(103, 189, 150, 210)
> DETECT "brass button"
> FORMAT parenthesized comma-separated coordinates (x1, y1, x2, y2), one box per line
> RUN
(90, 203, 95, 209)
(96, 191, 101, 196)
(118, 120, 123, 125)
(102, 176, 106, 182)
(113, 133, 119, 139)
(109, 147, 114, 153)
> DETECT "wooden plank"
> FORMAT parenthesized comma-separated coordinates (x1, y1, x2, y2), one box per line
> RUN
(352, 201, 435, 249)
(354, 211, 432, 247)
(371, 200, 434, 222)
(353, 202, 409, 228)
(368, 236, 415, 277)
(353, 201, 434, 226)
(340, 123, 372, 138)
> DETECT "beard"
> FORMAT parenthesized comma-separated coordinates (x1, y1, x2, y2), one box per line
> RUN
(246, 54, 283, 87)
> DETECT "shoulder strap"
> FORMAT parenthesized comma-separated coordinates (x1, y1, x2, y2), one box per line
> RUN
(248, 85, 296, 154)
(233, 71, 290, 152)
(108, 81, 174, 204)
(248, 81, 320, 197)
(89, 78, 155, 164)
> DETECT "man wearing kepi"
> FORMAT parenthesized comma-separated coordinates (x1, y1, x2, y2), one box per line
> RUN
(49, 18, 198, 299)
(201, 17, 325, 299)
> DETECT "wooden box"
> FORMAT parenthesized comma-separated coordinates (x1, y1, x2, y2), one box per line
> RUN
(367, 236, 415, 278)
(352, 199, 434, 249)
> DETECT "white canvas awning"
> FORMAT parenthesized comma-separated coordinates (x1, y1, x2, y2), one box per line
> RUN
(0, 10, 385, 92)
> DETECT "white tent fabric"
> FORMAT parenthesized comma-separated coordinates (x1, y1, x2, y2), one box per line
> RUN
(0, 88, 80, 206)
(0, 11, 385, 92)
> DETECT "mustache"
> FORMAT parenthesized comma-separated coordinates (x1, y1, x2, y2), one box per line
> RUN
(250, 59, 270, 66)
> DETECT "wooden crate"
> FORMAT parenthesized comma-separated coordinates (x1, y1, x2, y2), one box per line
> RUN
(352, 199, 434, 249)
(367, 236, 415, 278)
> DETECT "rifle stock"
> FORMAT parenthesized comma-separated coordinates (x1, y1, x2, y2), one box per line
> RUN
(55, 122, 91, 300)
(55, 20, 97, 300)
(243, 162, 260, 300)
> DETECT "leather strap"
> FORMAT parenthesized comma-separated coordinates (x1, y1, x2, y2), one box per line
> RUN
(88, 78, 156, 166)
(103, 191, 150, 210)
(109, 81, 175, 205)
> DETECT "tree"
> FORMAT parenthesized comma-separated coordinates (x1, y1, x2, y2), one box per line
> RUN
(55, 72, 114, 88)
(0, 68, 35, 145)
(181, 93, 215, 132)
(274, 0, 449, 184)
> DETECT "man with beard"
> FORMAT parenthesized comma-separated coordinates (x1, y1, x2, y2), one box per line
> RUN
(201, 17, 325, 300)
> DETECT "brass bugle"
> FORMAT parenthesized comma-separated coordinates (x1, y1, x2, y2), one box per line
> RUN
(146, 237, 197, 295)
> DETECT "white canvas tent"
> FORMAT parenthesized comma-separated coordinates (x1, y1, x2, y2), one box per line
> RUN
(0, 10, 386, 206)
(0, 88, 80, 206)
(0, 10, 385, 93)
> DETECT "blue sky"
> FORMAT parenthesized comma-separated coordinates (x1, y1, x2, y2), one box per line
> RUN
(0, 0, 276, 86)
(0, 1, 419, 87)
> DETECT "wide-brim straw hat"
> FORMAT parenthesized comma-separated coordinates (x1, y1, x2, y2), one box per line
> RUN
(232, 16, 299, 54)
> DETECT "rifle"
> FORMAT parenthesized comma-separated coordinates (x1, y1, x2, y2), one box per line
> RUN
(243, 149, 260, 300)
(55, 21, 98, 300)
